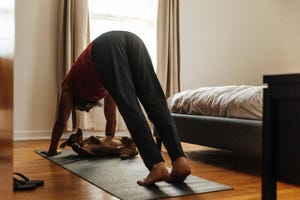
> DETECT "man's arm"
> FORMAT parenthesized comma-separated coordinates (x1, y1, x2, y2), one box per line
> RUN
(47, 90, 73, 156)
(104, 95, 117, 137)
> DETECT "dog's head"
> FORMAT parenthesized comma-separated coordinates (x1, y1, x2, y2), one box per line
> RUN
(60, 128, 83, 148)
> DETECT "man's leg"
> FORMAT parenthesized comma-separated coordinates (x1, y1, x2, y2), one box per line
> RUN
(92, 32, 165, 170)
(125, 33, 191, 183)
(126, 33, 184, 161)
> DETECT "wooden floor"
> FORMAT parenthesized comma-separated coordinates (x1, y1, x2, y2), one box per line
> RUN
(13, 140, 300, 200)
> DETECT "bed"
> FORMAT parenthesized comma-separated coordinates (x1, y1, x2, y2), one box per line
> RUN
(156, 85, 263, 157)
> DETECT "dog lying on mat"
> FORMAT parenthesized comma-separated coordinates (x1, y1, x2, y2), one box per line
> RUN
(59, 129, 138, 159)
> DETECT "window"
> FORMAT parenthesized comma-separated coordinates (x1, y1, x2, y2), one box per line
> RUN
(88, 0, 158, 69)
(0, 1, 14, 57)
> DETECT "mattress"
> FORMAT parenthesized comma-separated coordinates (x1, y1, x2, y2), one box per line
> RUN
(167, 85, 264, 120)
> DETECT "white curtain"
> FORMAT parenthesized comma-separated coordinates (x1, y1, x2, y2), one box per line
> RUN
(156, 0, 180, 98)
(56, 0, 90, 131)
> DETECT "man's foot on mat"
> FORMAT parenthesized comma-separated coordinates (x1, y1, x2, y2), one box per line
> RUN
(137, 162, 169, 186)
(167, 157, 191, 184)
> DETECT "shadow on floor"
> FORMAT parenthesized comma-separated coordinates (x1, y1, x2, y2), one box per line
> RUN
(184, 148, 261, 176)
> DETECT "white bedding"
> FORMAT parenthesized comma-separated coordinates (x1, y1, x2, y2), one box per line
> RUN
(167, 85, 264, 120)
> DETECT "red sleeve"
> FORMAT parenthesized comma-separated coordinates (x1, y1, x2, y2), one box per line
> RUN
(62, 42, 109, 102)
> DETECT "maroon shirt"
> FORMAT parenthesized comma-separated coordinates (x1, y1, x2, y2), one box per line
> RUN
(62, 42, 109, 102)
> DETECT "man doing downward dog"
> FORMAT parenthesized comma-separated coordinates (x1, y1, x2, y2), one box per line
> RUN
(46, 31, 191, 186)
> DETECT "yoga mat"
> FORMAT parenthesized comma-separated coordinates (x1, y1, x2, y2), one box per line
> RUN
(36, 149, 232, 200)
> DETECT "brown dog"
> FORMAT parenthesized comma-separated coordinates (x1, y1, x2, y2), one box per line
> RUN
(60, 129, 138, 159)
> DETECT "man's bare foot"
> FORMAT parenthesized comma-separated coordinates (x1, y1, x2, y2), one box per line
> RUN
(137, 162, 169, 186)
(167, 157, 191, 183)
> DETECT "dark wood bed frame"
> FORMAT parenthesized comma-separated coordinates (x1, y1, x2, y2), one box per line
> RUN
(156, 113, 262, 157)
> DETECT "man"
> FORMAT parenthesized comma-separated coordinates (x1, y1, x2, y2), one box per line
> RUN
(47, 31, 190, 186)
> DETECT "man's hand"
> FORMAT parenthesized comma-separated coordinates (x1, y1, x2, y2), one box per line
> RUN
(47, 90, 73, 157)
(41, 149, 62, 156)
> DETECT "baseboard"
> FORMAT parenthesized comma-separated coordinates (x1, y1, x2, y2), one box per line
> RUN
(14, 130, 53, 140)
(13, 130, 131, 141)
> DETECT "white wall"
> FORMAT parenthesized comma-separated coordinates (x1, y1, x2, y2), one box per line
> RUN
(284, 0, 300, 71)
(180, 0, 300, 90)
(14, 0, 59, 139)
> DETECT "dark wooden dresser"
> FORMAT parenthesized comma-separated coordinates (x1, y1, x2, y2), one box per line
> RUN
(262, 73, 300, 200)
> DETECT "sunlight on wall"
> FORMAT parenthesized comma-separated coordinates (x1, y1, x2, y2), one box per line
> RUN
(88, 0, 158, 69)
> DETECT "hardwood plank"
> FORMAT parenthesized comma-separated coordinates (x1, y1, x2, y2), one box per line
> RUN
(13, 140, 300, 199)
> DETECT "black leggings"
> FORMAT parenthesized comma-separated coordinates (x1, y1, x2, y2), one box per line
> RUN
(91, 31, 185, 170)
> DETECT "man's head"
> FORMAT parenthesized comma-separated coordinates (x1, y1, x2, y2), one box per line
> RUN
(73, 98, 102, 112)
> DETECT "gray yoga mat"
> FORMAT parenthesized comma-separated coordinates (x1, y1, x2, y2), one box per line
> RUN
(36, 149, 232, 200)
